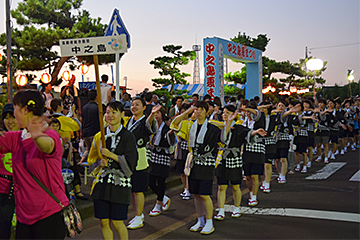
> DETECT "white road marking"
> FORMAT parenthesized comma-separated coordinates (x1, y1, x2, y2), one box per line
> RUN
(349, 170, 360, 181)
(306, 162, 347, 180)
(219, 205, 360, 223)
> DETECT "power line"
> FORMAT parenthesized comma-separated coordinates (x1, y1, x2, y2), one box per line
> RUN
(310, 42, 360, 50)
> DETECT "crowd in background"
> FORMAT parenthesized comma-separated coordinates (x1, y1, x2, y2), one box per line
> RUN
(1, 73, 359, 239)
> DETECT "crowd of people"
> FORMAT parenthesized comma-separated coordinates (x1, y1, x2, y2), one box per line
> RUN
(0, 73, 359, 239)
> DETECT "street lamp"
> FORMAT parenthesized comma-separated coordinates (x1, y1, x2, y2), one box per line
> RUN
(306, 58, 323, 100)
(347, 69, 355, 97)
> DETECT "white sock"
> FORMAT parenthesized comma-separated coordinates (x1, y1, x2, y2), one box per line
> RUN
(233, 206, 240, 213)
(297, 164, 300, 168)
(262, 180, 266, 186)
(252, 195, 257, 201)
(184, 189, 190, 195)
(250, 191, 254, 199)
(217, 208, 224, 216)
(264, 182, 270, 188)
(153, 204, 161, 211)
(198, 216, 205, 226)
(134, 215, 143, 222)
(163, 195, 169, 204)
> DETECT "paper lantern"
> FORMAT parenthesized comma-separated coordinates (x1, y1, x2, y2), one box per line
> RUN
(62, 71, 71, 81)
(40, 73, 51, 84)
(79, 64, 89, 75)
(16, 75, 28, 86)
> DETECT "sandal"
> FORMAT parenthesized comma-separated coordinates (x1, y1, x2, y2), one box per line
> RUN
(75, 191, 88, 200)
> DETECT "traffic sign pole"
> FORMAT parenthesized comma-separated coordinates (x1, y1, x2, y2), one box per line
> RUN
(116, 53, 120, 101)
(93, 55, 106, 149)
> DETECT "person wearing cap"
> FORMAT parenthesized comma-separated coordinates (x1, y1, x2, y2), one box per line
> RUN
(0, 103, 20, 239)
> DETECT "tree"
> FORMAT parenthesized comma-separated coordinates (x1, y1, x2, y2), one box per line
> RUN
(0, 0, 114, 84)
(150, 45, 196, 109)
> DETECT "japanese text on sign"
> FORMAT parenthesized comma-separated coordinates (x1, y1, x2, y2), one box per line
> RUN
(60, 35, 128, 57)
(205, 43, 216, 98)
(227, 42, 256, 60)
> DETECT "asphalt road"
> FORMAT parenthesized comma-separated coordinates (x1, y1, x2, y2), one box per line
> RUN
(74, 148, 360, 239)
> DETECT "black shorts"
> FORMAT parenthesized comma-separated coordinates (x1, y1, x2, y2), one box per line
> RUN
(295, 143, 307, 154)
(346, 129, 354, 138)
(243, 163, 264, 176)
(307, 137, 315, 148)
(330, 134, 339, 144)
(189, 178, 213, 195)
(131, 170, 149, 193)
(265, 153, 276, 164)
(217, 176, 242, 186)
(276, 148, 289, 159)
(94, 199, 128, 220)
(175, 160, 186, 174)
(339, 129, 345, 139)
(354, 129, 359, 135)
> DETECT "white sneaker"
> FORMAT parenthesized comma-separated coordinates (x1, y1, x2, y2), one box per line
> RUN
(340, 150, 345, 155)
(324, 157, 329, 164)
(315, 156, 322, 162)
(306, 161, 311, 168)
(344, 147, 347, 152)
(301, 166, 307, 173)
(334, 150, 339, 155)
(347, 142, 350, 147)
(330, 154, 335, 160)
(351, 145, 356, 151)
(328, 150, 332, 156)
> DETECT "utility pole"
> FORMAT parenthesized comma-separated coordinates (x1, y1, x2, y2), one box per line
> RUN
(6, 0, 13, 102)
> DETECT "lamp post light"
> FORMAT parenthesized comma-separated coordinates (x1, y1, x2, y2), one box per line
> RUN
(306, 58, 323, 100)
(347, 69, 355, 97)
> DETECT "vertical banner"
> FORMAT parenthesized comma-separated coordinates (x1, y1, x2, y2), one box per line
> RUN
(218, 43, 224, 106)
(204, 38, 218, 99)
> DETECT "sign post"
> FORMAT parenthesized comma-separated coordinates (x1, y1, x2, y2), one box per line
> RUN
(105, 9, 131, 101)
(60, 34, 128, 147)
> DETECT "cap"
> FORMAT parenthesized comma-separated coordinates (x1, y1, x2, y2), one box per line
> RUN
(2, 103, 14, 120)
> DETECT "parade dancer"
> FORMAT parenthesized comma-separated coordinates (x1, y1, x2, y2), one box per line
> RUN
(240, 101, 266, 206)
(174, 103, 194, 200)
(258, 102, 276, 193)
(88, 101, 138, 240)
(273, 100, 292, 184)
(215, 105, 266, 219)
(171, 101, 222, 235)
(148, 107, 176, 216)
(125, 97, 159, 230)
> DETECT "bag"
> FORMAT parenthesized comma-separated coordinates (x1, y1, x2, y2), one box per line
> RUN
(62, 200, 83, 237)
(23, 149, 82, 237)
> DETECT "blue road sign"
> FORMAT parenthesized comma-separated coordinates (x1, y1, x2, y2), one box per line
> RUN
(105, 9, 131, 48)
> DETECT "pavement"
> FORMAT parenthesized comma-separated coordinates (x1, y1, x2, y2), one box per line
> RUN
(72, 148, 360, 239)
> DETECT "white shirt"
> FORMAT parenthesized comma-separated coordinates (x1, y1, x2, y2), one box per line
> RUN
(100, 82, 112, 105)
